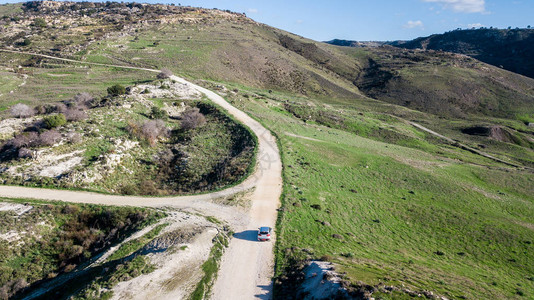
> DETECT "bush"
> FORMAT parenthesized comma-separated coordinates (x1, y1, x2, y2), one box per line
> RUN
(139, 180, 158, 195)
(157, 68, 173, 79)
(66, 132, 82, 144)
(10, 132, 39, 148)
(43, 114, 67, 129)
(141, 119, 169, 146)
(22, 38, 31, 46)
(128, 120, 169, 146)
(17, 148, 33, 159)
(73, 92, 93, 107)
(180, 107, 206, 130)
(150, 106, 168, 120)
(38, 130, 61, 146)
(54, 103, 67, 113)
(107, 84, 126, 96)
(10, 103, 35, 118)
(32, 18, 47, 28)
(64, 109, 88, 121)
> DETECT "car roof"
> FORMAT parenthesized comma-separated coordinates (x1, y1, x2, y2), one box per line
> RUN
(259, 227, 270, 232)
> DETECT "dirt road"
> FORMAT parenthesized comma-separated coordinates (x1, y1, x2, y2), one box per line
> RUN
(0, 49, 283, 299)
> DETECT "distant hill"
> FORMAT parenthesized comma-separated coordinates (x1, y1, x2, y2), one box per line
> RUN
(327, 29, 534, 79)
(1, 2, 533, 119)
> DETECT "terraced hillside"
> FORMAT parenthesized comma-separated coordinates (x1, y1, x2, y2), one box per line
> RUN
(0, 2, 533, 299)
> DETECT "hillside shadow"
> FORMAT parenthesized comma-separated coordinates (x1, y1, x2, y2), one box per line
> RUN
(233, 230, 258, 242)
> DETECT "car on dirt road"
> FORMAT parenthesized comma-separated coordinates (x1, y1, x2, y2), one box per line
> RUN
(258, 227, 272, 241)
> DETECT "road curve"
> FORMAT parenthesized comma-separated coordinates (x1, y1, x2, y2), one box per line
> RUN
(0, 49, 283, 300)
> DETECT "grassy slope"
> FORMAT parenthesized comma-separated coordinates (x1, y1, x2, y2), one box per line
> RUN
(221, 85, 534, 299)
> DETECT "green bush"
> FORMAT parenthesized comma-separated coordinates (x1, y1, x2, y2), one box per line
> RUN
(150, 106, 168, 120)
(32, 18, 47, 28)
(43, 114, 67, 129)
(107, 84, 126, 96)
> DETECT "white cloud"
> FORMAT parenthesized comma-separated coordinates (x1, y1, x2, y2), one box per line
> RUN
(422, 0, 486, 13)
(296, 20, 303, 24)
(247, 8, 258, 13)
(467, 23, 484, 28)
(404, 20, 424, 29)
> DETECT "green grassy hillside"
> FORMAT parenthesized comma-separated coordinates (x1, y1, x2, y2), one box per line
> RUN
(0, 2, 533, 299)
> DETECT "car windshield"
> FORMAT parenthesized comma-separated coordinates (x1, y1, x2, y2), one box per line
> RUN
(259, 227, 270, 234)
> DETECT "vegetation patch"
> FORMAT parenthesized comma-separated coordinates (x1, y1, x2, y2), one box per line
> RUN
(0, 198, 164, 299)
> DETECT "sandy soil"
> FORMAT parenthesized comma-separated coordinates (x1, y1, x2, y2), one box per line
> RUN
(111, 211, 219, 300)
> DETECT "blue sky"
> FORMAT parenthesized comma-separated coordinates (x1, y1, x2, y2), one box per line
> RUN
(1, 0, 532, 41)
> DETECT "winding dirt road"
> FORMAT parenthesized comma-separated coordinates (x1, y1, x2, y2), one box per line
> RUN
(0, 49, 283, 299)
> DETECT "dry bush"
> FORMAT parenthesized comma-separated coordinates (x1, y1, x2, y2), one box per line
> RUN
(73, 92, 93, 107)
(64, 108, 88, 121)
(66, 132, 82, 144)
(10, 132, 39, 148)
(55, 103, 67, 113)
(139, 180, 158, 195)
(180, 107, 206, 130)
(11, 278, 28, 294)
(38, 130, 61, 146)
(126, 120, 140, 137)
(128, 120, 169, 146)
(157, 68, 173, 79)
(141, 119, 169, 146)
(10, 103, 35, 118)
(17, 148, 33, 159)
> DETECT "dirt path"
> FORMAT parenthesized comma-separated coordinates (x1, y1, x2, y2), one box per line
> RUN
(408, 121, 524, 168)
(0, 49, 283, 299)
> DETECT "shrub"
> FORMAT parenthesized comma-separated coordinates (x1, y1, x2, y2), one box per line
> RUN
(150, 106, 168, 120)
(180, 107, 206, 130)
(22, 38, 31, 46)
(66, 132, 82, 144)
(10, 132, 39, 148)
(34, 105, 47, 115)
(128, 120, 169, 146)
(139, 180, 158, 195)
(43, 114, 67, 129)
(18, 148, 33, 159)
(10, 103, 35, 118)
(38, 130, 61, 146)
(107, 84, 126, 96)
(32, 18, 47, 28)
(54, 102, 67, 113)
(141, 119, 169, 146)
(64, 109, 87, 121)
(73, 92, 93, 107)
(157, 68, 173, 79)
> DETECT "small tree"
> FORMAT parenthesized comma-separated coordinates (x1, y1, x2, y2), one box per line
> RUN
(10, 103, 35, 118)
(157, 68, 173, 79)
(180, 107, 206, 130)
(107, 84, 126, 96)
(43, 114, 67, 129)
